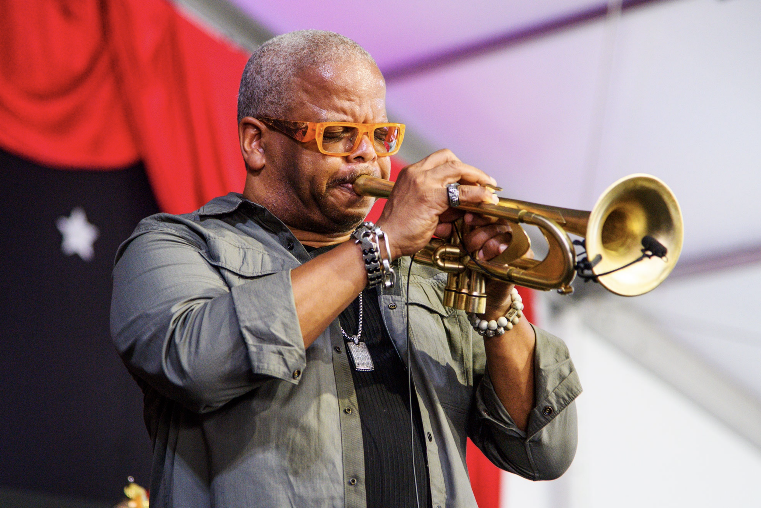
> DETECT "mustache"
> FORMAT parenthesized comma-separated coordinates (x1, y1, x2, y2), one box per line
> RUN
(327, 168, 381, 188)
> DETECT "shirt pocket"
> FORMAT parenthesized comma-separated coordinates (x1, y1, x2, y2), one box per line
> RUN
(407, 282, 474, 414)
(199, 237, 295, 287)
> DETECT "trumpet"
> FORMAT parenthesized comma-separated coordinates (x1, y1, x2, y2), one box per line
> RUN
(354, 173, 683, 314)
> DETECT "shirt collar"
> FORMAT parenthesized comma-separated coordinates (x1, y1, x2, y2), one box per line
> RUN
(196, 192, 252, 217)
(197, 192, 299, 242)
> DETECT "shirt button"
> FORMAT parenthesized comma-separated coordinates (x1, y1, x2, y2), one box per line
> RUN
(286, 240, 295, 251)
(292, 370, 301, 380)
(334, 346, 342, 353)
(348, 478, 357, 486)
(542, 405, 554, 416)
(344, 407, 353, 415)
(427, 432, 433, 442)
(388, 303, 397, 310)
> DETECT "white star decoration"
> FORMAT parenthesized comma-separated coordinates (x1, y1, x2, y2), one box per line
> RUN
(56, 207, 100, 262)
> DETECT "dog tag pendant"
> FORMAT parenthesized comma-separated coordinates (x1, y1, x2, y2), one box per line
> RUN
(347, 340, 374, 371)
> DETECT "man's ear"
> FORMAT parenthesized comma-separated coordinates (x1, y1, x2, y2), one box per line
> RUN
(239, 117, 266, 172)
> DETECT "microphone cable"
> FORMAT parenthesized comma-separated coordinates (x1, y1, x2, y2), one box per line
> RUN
(404, 255, 422, 508)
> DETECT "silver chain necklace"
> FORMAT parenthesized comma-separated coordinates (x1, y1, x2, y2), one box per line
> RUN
(340, 293, 364, 343)
(341, 293, 374, 371)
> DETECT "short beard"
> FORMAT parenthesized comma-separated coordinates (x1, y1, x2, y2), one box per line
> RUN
(311, 192, 372, 234)
(307, 168, 377, 233)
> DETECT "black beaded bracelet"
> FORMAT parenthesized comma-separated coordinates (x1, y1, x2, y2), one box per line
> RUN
(351, 222, 395, 288)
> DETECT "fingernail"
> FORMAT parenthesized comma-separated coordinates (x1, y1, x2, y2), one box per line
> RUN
(491, 193, 499, 205)
(499, 244, 508, 254)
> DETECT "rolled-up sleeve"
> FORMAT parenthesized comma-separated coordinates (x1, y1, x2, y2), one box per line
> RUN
(469, 326, 582, 480)
(110, 227, 306, 414)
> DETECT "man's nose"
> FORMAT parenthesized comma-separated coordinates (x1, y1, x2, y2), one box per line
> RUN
(347, 131, 377, 162)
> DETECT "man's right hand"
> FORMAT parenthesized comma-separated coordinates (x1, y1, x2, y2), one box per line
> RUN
(375, 149, 500, 260)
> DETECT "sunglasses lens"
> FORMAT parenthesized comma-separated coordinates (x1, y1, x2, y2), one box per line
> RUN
(318, 124, 403, 155)
(373, 125, 402, 154)
(320, 125, 356, 154)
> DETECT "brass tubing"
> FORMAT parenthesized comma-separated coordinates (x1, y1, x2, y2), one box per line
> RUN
(354, 175, 578, 292)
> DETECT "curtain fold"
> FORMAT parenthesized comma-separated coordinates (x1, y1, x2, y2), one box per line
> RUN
(0, 0, 249, 213)
(0, 1, 138, 168)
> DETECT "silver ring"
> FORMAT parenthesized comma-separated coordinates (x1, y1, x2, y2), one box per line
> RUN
(446, 182, 460, 207)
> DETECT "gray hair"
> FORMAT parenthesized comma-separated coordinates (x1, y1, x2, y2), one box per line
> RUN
(237, 30, 378, 122)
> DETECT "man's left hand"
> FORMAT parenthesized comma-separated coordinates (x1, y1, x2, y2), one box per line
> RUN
(454, 211, 517, 319)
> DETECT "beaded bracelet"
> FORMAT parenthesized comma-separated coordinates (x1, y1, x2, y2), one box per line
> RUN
(468, 287, 523, 338)
(352, 222, 396, 288)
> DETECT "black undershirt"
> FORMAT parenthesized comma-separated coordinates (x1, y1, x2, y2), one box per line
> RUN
(307, 246, 432, 508)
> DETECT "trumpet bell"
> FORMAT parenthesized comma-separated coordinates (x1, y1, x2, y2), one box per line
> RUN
(587, 174, 683, 296)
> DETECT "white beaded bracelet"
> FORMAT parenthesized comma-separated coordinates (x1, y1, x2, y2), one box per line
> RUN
(468, 287, 523, 338)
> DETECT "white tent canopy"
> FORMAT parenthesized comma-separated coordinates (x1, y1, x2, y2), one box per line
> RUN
(174, 0, 761, 505)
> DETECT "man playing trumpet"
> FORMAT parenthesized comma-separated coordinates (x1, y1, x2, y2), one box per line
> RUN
(110, 29, 582, 508)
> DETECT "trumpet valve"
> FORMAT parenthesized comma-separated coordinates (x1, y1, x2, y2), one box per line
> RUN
(452, 270, 487, 314)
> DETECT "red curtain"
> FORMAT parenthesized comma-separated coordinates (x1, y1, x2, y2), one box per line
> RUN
(0, 0, 248, 214)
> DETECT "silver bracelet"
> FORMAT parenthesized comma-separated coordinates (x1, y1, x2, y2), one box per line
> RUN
(351, 222, 395, 288)
(468, 287, 523, 338)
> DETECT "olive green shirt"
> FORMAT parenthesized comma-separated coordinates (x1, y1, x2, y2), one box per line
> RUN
(110, 193, 582, 508)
